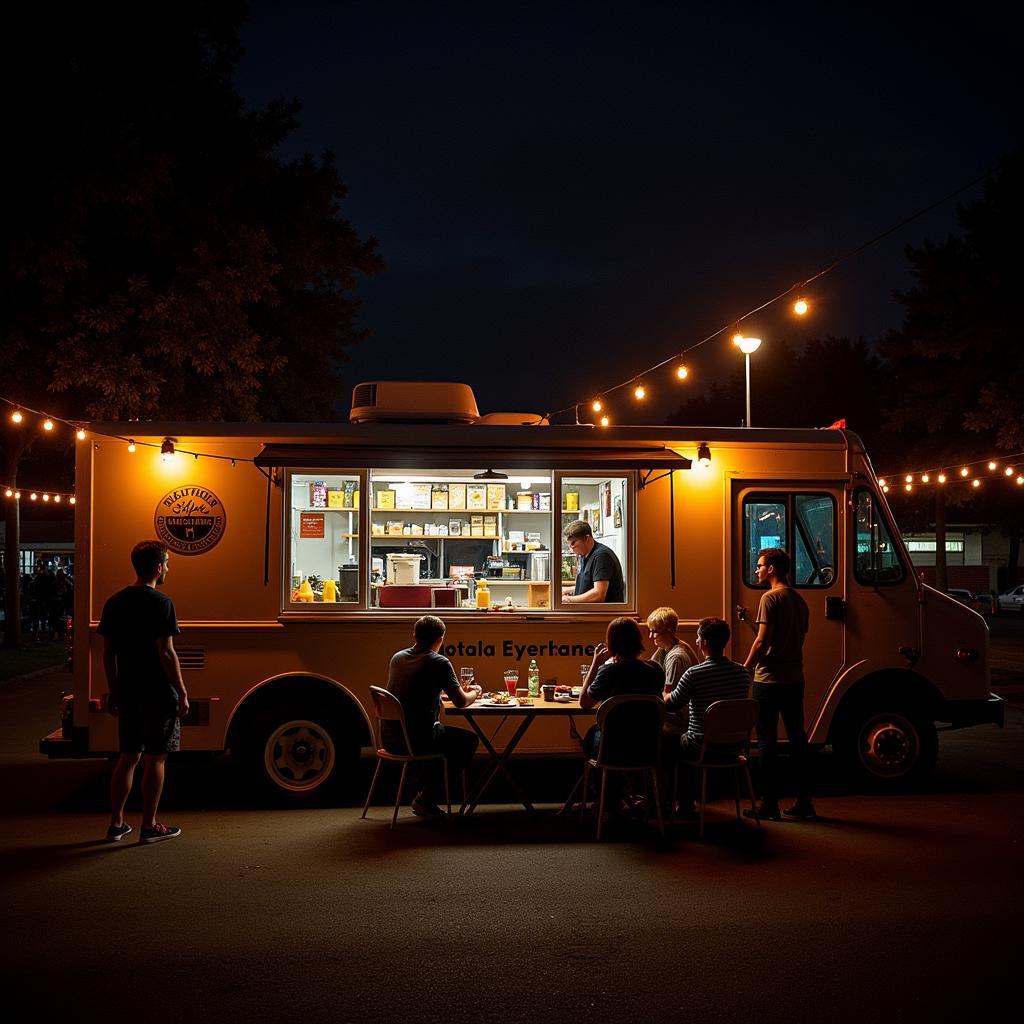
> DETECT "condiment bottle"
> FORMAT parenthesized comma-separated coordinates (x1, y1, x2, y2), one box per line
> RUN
(527, 658, 540, 697)
(475, 578, 490, 609)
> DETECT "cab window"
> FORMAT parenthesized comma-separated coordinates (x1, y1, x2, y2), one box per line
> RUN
(744, 492, 836, 588)
(855, 489, 905, 584)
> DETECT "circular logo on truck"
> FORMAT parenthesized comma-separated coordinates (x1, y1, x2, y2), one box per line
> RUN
(155, 486, 227, 555)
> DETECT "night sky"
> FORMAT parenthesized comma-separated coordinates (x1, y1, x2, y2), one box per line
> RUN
(235, 3, 1020, 422)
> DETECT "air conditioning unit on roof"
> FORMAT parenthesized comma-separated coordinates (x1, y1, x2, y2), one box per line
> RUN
(349, 381, 480, 423)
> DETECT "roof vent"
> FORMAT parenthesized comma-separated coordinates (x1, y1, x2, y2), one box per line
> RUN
(349, 381, 480, 423)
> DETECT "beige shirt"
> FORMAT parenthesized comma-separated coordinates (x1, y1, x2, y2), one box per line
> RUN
(652, 641, 699, 690)
(753, 587, 809, 685)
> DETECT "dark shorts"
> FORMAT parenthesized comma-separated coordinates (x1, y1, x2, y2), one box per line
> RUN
(118, 703, 180, 755)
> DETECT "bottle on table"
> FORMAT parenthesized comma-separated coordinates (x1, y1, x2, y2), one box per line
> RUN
(527, 658, 540, 697)
(475, 578, 490, 609)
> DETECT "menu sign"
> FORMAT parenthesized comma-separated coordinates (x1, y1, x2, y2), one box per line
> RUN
(300, 512, 325, 538)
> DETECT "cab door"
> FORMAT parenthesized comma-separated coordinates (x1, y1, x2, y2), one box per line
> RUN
(731, 483, 846, 734)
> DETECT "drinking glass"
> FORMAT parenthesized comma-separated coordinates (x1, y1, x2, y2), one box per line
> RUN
(460, 666, 475, 688)
(503, 669, 519, 696)
(579, 664, 590, 685)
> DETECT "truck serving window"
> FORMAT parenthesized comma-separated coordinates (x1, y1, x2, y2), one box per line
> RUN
(855, 489, 905, 585)
(369, 470, 554, 611)
(744, 492, 836, 588)
(558, 474, 630, 607)
(287, 473, 362, 606)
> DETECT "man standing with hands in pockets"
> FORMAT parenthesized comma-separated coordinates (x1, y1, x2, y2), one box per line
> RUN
(100, 540, 189, 843)
(738, 547, 817, 821)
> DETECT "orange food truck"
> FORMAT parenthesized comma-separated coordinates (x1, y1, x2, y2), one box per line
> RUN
(41, 381, 1003, 800)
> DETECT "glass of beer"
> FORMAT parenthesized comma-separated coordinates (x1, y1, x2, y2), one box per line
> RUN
(460, 666, 475, 688)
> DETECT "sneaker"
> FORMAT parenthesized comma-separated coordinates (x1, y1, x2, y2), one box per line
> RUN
(139, 823, 182, 844)
(106, 822, 132, 842)
(743, 803, 781, 822)
(410, 796, 446, 819)
(783, 802, 818, 821)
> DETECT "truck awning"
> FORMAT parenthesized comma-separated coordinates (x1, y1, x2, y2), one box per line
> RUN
(254, 443, 691, 471)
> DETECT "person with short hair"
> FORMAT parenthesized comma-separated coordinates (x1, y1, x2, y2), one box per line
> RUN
(646, 606, 699, 691)
(663, 617, 751, 817)
(561, 520, 624, 604)
(384, 615, 480, 818)
(100, 540, 189, 844)
(738, 547, 816, 821)
(579, 617, 664, 757)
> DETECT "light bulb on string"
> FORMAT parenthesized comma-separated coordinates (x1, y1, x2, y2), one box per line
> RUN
(882, 485, 889, 493)
(14, 491, 21, 500)
(921, 473, 930, 483)
(697, 443, 712, 468)
(69, 496, 76, 505)
(1017, 476, 1024, 486)
(76, 429, 86, 441)
(972, 479, 981, 488)
(30, 492, 37, 501)
(904, 483, 912, 492)
(937, 473, 947, 484)
(54, 495, 61, 503)
(127, 441, 136, 453)
(1005, 467, 1014, 476)
(11, 410, 23, 424)
(905, 474, 913, 484)
(599, 415, 610, 428)
(633, 382, 646, 401)
(4, 488, 11, 498)
(42, 493, 49, 502)
(161, 439, 176, 462)
(793, 297, 809, 316)
(988, 461, 998, 471)
(591, 399, 603, 413)
(960, 467, 969, 477)
(43, 419, 54, 432)
(675, 363, 689, 381)
(878, 479, 887, 488)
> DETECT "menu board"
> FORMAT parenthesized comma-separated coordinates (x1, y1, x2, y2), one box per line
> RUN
(300, 513, 325, 538)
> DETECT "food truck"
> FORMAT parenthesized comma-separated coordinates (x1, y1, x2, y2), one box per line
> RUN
(41, 381, 1003, 800)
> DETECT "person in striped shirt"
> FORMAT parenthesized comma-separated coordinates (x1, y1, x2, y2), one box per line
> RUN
(664, 616, 751, 816)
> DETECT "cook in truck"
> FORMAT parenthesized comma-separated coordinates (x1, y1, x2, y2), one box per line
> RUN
(561, 519, 625, 604)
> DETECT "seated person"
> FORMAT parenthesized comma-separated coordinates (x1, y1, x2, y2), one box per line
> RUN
(646, 605, 698, 733)
(663, 616, 751, 816)
(579, 617, 664, 758)
(384, 614, 481, 817)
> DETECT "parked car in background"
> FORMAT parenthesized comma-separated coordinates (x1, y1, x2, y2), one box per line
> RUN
(971, 592, 997, 616)
(948, 588, 974, 606)
(998, 584, 1024, 613)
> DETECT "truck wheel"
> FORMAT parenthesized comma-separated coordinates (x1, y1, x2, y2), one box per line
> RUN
(245, 705, 357, 803)
(835, 704, 938, 788)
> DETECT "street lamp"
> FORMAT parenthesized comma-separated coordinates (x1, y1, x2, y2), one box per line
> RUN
(732, 333, 762, 426)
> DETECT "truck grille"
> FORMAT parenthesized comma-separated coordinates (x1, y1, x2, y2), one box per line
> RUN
(177, 647, 206, 671)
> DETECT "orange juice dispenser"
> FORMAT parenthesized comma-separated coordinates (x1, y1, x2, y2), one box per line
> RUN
(475, 577, 490, 609)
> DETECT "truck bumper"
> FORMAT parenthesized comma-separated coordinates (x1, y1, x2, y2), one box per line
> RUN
(939, 694, 1005, 730)
(39, 726, 91, 758)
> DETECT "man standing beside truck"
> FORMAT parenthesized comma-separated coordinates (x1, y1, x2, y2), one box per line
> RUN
(100, 540, 189, 843)
(738, 547, 817, 821)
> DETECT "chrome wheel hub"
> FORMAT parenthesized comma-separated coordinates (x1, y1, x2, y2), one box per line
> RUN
(264, 720, 336, 792)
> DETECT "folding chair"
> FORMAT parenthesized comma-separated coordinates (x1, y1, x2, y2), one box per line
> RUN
(361, 685, 454, 828)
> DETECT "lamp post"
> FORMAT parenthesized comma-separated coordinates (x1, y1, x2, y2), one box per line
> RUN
(732, 334, 762, 426)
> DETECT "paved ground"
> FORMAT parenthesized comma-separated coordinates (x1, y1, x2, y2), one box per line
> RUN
(2, 664, 1022, 1024)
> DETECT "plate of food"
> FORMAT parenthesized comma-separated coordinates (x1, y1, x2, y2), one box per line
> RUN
(554, 693, 574, 703)
(483, 692, 515, 706)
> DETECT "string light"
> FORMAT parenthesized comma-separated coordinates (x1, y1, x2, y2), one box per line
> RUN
(11, 410, 23, 424)
(877, 478, 887, 488)
(675, 364, 689, 380)
(1005, 467, 1014, 476)
(937, 472, 947, 484)
(697, 443, 712, 468)
(4, 488, 11, 498)
(972, 479, 981, 488)
(161, 438, 176, 462)
(2, 482, 75, 502)
(54, 495, 61, 503)
(921, 473, 930, 483)
(988, 461, 998, 470)
(633, 382, 646, 400)
(43, 418, 54, 431)
(793, 297, 809, 316)
(960, 467, 969, 477)
(904, 483, 912, 492)
(882, 484, 890, 493)
(591, 399, 603, 413)
(30, 492, 37, 501)
(905, 474, 913, 484)
(42, 493, 50, 501)
(70, 497, 76, 505)
(77, 428, 86, 441)
(1018, 476, 1024, 486)
(599, 415, 610, 428)
(127, 441, 136, 453)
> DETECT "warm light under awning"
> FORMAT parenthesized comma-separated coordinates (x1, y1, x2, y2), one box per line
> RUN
(254, 443, 691, 471)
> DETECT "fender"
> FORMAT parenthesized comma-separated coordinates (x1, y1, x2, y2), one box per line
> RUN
(224, 670, 374, 750)
(809, 658, 939, 744)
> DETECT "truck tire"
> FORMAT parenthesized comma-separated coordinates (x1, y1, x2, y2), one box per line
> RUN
(244, 704, 358, 803)
(834, 703, 938, 789)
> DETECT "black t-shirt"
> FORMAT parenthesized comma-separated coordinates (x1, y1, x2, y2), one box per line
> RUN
(97, 586, 180, 705)
(575, 541, 625, 602)
(588, 658, 664, 701)
(383, 646, 462, 752)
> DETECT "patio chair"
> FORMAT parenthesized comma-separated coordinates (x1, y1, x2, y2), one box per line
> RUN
(580, 694, 665, 840)
(361, 685, 455, 828)
(679, 698, 760, 838)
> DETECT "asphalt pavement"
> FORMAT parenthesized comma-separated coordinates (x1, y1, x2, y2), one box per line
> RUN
(2, 665, 1022, 1024)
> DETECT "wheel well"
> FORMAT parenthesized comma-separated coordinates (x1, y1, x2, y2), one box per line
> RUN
(226, 675, 372, 752)
(828, 669, 944, 743)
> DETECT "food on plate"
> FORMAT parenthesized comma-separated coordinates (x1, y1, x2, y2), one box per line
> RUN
(554, 693, 574, 703)
(489, 692, 513, 705)
(517, 698, 534, 707)
(554, 684, 572, 695)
